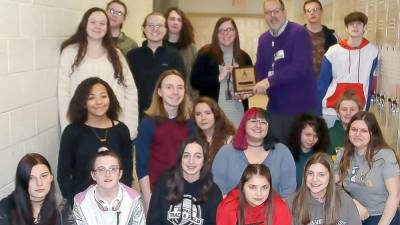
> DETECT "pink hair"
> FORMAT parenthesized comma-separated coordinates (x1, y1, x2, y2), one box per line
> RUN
(232, 108, 266, 150)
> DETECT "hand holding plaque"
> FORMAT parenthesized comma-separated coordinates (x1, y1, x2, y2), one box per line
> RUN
(232, 66, 257, 94)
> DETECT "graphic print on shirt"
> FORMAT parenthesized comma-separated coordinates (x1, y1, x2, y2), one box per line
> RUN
(349, 164, 371, 187)
(308, 219, 348, 225)
(167, 194, 203, 225)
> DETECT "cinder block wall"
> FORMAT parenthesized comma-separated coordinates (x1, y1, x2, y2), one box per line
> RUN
(0, 0, 151, 198)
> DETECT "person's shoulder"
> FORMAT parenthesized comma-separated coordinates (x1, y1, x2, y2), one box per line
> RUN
(272, 194, 288, 208)
(273, 143, 292, 154)
(60, 44, 79, 57)
(337, 189, 353, 203)
(0, 193, 14, 209)
(374, 148, 398, 160)
(62, 123, 84, 136)
(288, 21, 308, 33)
(74, 185, 94, 205)
(219, 188, 240, 209)
(120, 183, 141, 201)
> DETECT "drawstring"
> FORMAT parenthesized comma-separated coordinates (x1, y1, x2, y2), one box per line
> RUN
(348, 48, 361, 83)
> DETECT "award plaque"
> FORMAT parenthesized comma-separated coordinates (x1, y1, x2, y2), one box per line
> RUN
(232, 66, 256, 93)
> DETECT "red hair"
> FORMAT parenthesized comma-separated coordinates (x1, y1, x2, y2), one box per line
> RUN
(232, 108, 268, 150)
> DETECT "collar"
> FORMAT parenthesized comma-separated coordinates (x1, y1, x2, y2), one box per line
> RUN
(269, 19, 289, 37)
(339, 38, 369, 50)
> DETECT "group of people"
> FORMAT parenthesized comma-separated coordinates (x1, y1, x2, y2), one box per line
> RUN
(0, 0, 399, 225)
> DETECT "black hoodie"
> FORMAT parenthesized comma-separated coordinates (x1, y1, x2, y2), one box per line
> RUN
(147, 174, 222, 225)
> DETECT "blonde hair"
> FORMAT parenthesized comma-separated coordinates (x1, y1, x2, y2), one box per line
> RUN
(145, 69, 192, 122)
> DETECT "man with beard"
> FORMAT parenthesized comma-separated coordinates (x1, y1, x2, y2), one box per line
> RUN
(253, 0, 317, 146)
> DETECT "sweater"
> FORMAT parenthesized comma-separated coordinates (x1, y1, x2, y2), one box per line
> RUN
(287, 190, 362, 225)
(212, 143, 296, 198)
(135, 117, 196, 190)
(112, 32, 139, 55)
(191, 46, 253, 102)
(216, 188, 291, 225)
(147, 173, 222, 225)
(0, 192, 76, 225)
(58, 44, 138, 139)
(328, 120, 345, 155)
(57, 122, 133, 205)
(126, 43, 186, 121)
(73, 183, 145, 225)
(294, 149, 315, 189)
(318, 38, 378, 116)
(255, 21, 317, 114)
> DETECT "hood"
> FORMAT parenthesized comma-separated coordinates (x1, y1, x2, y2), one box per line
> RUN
(339, 38, 369, 50)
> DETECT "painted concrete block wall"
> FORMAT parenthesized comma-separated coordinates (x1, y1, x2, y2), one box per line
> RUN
(0, 0, 151, 198)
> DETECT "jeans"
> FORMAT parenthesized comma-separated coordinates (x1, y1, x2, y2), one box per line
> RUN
(362, 210, 400, 225)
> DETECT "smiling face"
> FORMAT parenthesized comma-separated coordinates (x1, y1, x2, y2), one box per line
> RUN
(349, 120, 370, 152)
(243, 175, 270, 207)
(144, 14, 167, 44)
(337, 100, 360, 126)
(28, 164, 53, 202)
(86, 11, 108, 41)
(106, 2, 126, 29)
(345, 21, 365, 38)
(157, 74, 185, 111)
(167, 10, 183, 35)
(306, 163, 329, 200)
(217, 20, 236, 48)
(194, 103, 215, 133)
(181, 142, 204, 182)
(91, 155, 122, 190)
(86, 83, 110, 120)
(300, 125, 319, 151)
(264, 0, 287, 32)
(245, 117, 269, 142)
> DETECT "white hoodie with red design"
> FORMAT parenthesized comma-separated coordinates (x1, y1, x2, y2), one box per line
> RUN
(317, 38, 378, 116)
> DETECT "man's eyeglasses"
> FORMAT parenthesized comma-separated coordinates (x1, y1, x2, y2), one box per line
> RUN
(305, 7, 321, 14)
(93, 166, 120, 175)
(264, 8, 283, 16)
(108, 8, 124, 17)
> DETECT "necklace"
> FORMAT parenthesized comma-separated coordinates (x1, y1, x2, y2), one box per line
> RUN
(91, 127, 108, 142)
(90, 127, 110, 152)
(247, 143, 263, 148)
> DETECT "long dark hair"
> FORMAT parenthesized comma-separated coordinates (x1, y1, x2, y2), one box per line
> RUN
(288, 114, 329, 160)
(292, 153, 340, 225)
(339, 112, 399, 182)
(67, 77, 121, 124)
(164, 7, 195, 49)
(12, 153, 59, 225)
(60, 7, 124, 85)
(239, 164, 275, 225)
(165, 136, 214, 204)
(199, 17, 247, 65)
(192, 97, 236, 163)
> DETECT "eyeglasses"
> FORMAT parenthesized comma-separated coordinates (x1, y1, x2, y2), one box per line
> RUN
(248, 119, 268, 126)
(93, 166, 120, 175)
(108, 8, 124, 17)
(264, 8, 283, 16)
(218, 27, 235, 34)
(305, 7, 321, 14)
(145, 24, 165, 30)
